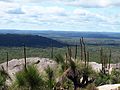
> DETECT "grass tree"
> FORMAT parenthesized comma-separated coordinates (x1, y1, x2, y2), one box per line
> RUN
(55, 54, 67, 71)
(45, 66, 55, 90)
(0, 66, 11, 90)
(54, 40, 96, 90)
(13, 65, 45, 90)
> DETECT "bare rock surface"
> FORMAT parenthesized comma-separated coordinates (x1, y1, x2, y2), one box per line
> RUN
(89, 62, 102, 72)
(89, 62, 120, 73)
(0, 57, 57, 81)
(97, 84, 120, 90)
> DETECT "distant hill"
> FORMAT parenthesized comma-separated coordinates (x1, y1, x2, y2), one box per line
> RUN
(0, 34, 67, 47)
(0, 29, 120, 39)
(1, 30, 120, 46)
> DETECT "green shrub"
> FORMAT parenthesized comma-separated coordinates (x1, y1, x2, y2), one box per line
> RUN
(0, 66, 11, 90)
(95, 72, 110, 86)
(110, 69, 120, 84)
(13, 65, 45, 90)
(45, 66, 55, 90)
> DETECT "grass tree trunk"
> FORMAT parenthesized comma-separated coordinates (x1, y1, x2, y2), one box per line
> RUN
(82, 37, 87, 67)
(65, 53, 68, 71)
(74, 83, 78, 90)
(23, 44, 27, 70)
(75, 44, 77, 60)
(67, 45, 72, 61)
(80, 38, 83, 61)
(6, 52, 9, 72)
(108, 49, 111, 70)
(87, 51, 89, 68)
(100, 48, 103, 71)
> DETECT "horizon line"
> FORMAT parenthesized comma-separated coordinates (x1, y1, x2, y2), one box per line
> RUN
(0, 29, 120, 33)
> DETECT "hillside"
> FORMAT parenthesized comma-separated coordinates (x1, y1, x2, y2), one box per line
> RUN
(0, 30, 120, 39)
(1, 30, 120, 46)
(0, 34, 67, 47)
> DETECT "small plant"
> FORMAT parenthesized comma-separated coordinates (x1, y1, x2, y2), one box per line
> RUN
(110, 69, 120, 84)
(13, 65, 45, 90)
(95, 72, 110, 86)
(45, 66, 55, 90)
(55, 54, 68, 71)
(0, 66, 11, 90)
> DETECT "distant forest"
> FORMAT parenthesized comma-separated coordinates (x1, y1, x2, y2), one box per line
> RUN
(0, 34, 67, 47)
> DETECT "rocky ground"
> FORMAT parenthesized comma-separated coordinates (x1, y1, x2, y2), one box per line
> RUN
(97, 84, 120, 90)
(0, 57, 57, 85)
(0, 57, 120, 90)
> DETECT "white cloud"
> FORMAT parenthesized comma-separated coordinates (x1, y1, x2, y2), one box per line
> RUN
(71, 0, 120, 8)
(65, 0, 111, 8)
(0, 0, 120, 31)
(7, 0, 120, 8)
(22, 6, 66, 16)
(0, 1, 20, 11)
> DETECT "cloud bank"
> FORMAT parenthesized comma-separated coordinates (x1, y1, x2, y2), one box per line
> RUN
(0, 0, 120, 32)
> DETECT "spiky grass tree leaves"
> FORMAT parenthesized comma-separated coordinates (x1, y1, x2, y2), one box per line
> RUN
(110, 69, 120, 84)
(55, 54, 64, 64)
(55, 54, 68, 71)
(95, 72, 111, 86)
(95, 67, 120, 86)
(25, 65, 44, 90)
(45, 66, 55, 90)
(16, 71, 26, 86)
(0, 66, 11, 90)
(14, 65, 45, 90)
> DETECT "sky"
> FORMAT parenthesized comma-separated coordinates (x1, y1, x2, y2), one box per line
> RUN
(0, 0, 120, 32)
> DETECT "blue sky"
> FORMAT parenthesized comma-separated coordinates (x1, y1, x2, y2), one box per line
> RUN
(0, 0, 120, 32)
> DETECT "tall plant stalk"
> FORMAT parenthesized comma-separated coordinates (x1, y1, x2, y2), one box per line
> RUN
(87, 51, 89, 68)
(23, 44, 27, 70)
(108, 49, 111, 70)
(67, 45, 72, 61)
(65, 53, 68, 71)
(100, 48, 103, 71)
(82, 37, 87, 66)
(80, 38, 83, 61)
(6, 52, 9, 72)
(74, 44, 77, 60)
